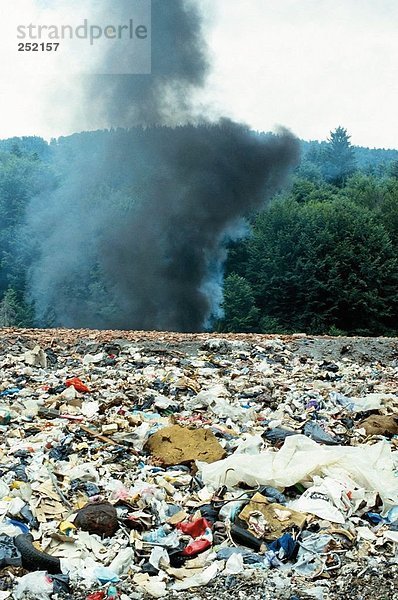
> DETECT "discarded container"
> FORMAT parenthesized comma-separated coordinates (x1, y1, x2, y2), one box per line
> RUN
(230, 525, 265, 551)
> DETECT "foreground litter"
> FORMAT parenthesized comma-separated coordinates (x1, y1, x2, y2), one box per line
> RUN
(0, 328, 397, 599)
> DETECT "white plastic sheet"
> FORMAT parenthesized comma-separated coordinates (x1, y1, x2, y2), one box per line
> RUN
(14, 572, 53, 600)
(288, 476, 367, 523)
(198, 434, 398, 512)
(172, 561, 220, 591)
(330, 391, 398, 413)
(224, 553, 244, 574)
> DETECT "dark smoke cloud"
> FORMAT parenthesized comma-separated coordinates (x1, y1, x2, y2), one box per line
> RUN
(101, 123, 299, 331)
(84, 0, 209, 126)
(25, 124, 299, 330)
(24, 0, 300, 331)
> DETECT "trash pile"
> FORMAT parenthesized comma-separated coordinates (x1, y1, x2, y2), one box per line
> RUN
(0, 329, 398, 600)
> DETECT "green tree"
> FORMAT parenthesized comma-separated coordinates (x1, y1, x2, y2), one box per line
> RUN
(342, 173, 383, 211)
(378, 178, 398, 246)
(0, 288, 33, 327)
(240, 198, 398, 335)
(323, 126, 357, 186)
(0, 288, 18, 326)
(218, 274, 260, 332)
(388, 160, 398, 179)
(290, 178, 338, 204)
(0, 151, 55, 296)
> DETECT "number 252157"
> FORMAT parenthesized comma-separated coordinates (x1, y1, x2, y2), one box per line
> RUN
(18, 43, 60, 51)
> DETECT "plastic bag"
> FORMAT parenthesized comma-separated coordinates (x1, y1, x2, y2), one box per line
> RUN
(293, 534, 332, 578)
(268, 533, 297, 559)
(172, 561, 220, 591)
(65, 377, 90, 393)
(330, 391, 397, 413)
(258, 486, 286, 505)
(177, 517, 210, 538)
(93, 566, 119, 584)
(179, 518, 213, 557)
(289, 494, 345, 523)
(198, 434, 398, 513)
(108, 547, 134, 575)
(136, 576, 167, 598)
(387, 506, 398, 523)
(264, 428, 296, 443)
(233, 434, 263, 455)
(148, 547, 169, 570)
(142, 526, 179, 548)
(14, 572, 53, 600)
(186, 386, 253, 423)
(303, 422, 338, 445)
(224, 552, 244, 574)
(288, 477, 357, 524)
(0, 481, 9, 498)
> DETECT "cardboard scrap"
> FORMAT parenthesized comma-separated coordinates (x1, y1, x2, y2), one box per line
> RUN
(359, 414, 398, 437)
(35, 499, 68, 522)
(175, 377, 201, 393)
(37, 479, 62, 501)
(238, 492, 307, 541)
(145, 425, 226, 466)
(167, 510, 189, 525)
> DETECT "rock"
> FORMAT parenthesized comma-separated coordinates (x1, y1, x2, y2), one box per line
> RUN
(145, 425, 226, 466)
(74, 501, 118, 537)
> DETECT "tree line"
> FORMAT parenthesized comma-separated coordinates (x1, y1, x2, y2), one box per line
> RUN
(219, 127, 398, 335)
(0, 127, 398, 335)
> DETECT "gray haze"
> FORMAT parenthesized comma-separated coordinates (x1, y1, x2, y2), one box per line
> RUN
(84, 0, 209, 126)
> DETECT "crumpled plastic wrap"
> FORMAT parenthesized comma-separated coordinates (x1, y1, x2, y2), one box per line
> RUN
(198, 434, 398, 512)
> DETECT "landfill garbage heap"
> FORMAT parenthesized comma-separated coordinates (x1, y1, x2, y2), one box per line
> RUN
(0, 328, 397, 600)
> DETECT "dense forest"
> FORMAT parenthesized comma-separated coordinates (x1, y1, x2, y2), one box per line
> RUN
(1, 126, 398, 335)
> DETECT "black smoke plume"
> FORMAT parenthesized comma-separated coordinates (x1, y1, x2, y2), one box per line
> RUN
(84, 0, 209, 126)
(24, 0, 300, 331)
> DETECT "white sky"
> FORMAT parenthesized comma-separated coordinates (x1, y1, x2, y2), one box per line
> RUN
(0, 0, 397, 148)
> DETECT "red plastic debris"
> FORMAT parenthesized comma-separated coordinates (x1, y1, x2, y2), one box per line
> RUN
(178, 517, 213, 557)
(86, 592, 106, 600)
(182, 538, 212, 557)
(177, 517, 211, 538)
(65, 377, 90, 393)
